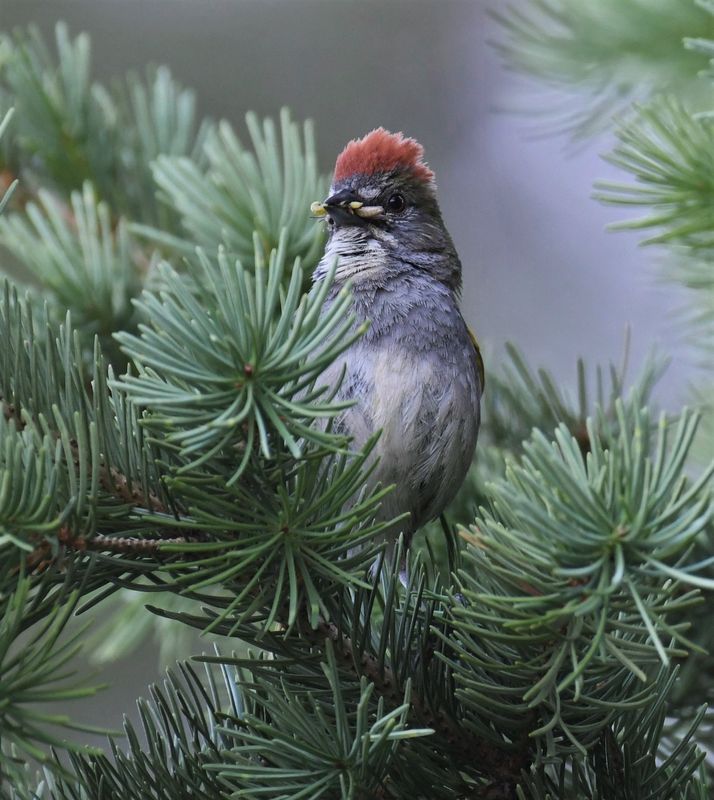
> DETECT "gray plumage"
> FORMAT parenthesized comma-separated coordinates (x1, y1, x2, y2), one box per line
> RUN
(312, 131, 482, 551)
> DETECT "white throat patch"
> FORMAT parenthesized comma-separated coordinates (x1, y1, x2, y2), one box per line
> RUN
(314, 226, 396, 283)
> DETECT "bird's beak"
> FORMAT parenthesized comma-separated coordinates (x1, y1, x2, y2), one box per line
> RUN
(310, 190, 383, 226)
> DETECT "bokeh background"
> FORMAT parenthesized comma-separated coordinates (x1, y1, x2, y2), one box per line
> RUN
(0, 0, 698, 747)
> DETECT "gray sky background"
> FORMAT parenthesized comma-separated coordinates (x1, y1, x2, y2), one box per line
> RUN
(0, 0, 698, 748)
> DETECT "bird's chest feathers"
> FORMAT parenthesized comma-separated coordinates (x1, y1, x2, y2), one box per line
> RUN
(342, 323, 465, 469)
(369, 349, 437, 440)
(320, 274, 474, 459)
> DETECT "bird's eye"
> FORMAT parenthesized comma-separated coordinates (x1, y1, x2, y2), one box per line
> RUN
(386, 193, 406, 213)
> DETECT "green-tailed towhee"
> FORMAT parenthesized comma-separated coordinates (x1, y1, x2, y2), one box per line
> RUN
(311, 129, 483, 557)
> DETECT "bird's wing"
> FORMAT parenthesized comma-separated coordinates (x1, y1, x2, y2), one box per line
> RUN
(468, 326, 485, 392)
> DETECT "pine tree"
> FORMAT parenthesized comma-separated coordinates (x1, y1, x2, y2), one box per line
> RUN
(0, 11, 712, 798)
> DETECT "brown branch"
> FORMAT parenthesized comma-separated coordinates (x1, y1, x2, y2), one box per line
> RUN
(103, 465, 165, 512)
(57, 527, 189, 554)
(2, 398, 25, 430)
(22, 525, 197, 575)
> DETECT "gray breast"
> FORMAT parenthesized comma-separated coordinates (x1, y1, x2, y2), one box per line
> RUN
(322, 282, 481, 542)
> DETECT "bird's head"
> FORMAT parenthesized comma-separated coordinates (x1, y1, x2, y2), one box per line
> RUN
(312, 129, 460, 290)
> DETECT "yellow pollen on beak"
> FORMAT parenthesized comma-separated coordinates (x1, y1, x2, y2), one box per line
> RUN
(354, 205, 384, 218)
(310, 200, 383, 219)
(310, 201, 327, 216)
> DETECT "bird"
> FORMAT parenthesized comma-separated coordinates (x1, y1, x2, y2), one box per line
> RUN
(310, 128, 483, 566)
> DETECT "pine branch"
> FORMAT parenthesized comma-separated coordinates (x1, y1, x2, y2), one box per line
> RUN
(11, 648, 434, 800)
(493, 0, 712, 138)
(0, 569, 112, 793)
(307, 613, 533, 794)
(595, 98, 714, 250)
(514, 667, 708, 798)
(115, 64, 212, 230)
(114, 237, 361, 483)
(149, 549, 532, 795)
(0, 223, 398, 624)
(443, 404, 713, 776)
(591, 97, 714, 377)
(0, 286, 169, 558)
(0, 183, 142, 366)
(494, 3, 714, 369)
(0, 24, 208, 224)
(2, 327, 708, 797)
(480, 340, 665, 457)
(0, 24, 116, 198)
(138, 108, 327, 270)
(126, 380, 714, 796)
(424, 341, 667, 541)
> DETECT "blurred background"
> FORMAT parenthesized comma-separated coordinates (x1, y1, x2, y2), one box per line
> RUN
(0, 0, 699, 748)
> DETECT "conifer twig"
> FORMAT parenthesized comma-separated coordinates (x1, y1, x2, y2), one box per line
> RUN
(303, 616, 532, 795)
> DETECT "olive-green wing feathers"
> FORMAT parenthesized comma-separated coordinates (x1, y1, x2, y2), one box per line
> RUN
(468, 327, 485, 392)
